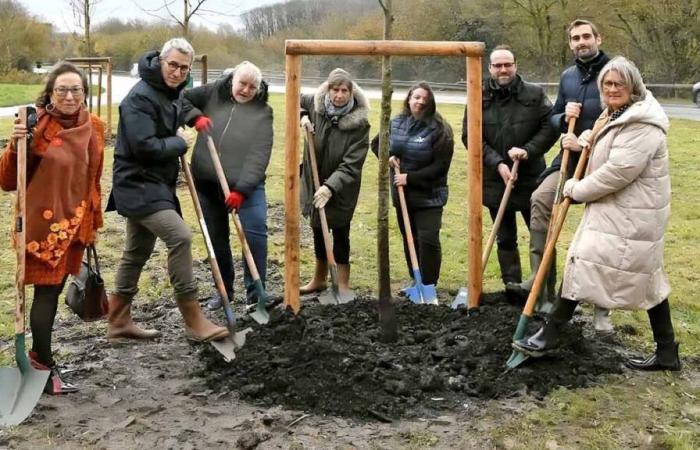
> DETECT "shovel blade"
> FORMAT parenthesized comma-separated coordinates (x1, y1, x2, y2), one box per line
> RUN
(248, 305, 269, 325)
(337, 289, 356, 304)
(0, 366, 49, 426)
(505, 349, 530, 369)
(451, 287, 468, 310)
(318, 289, 339, 305)
(209, 327, 251, 363)
(405, 283, 437, 305)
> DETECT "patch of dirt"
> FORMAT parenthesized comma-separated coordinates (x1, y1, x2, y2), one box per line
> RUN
(200, 293, 626, 421)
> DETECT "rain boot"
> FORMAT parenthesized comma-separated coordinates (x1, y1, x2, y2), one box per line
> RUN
(593, 306, 614, 333)
(506, 229, 545, 299)
(300, 259, 328, 294)
(627, 299, 681, 371)
(512, 297, 578, 357)
(107, 293, 161, 340)
(497, 248, 522, 286)
(29, 352, 78, 395)
(505, 230, 556, 312)
(176, 296, 230, 342)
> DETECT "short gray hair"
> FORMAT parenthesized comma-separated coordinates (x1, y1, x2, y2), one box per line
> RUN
(231, 61, 262, 89)
(598, 56, 647, 106)
(160, 38, 195, 64)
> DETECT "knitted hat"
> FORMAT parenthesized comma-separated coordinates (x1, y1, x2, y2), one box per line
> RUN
(327, 68, 353, 91)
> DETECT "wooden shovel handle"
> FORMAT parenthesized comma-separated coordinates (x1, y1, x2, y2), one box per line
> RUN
(547, 117, 576, 242)
(205, 136, 262, 281)
(180, 154, 234, 327)
(394, 167, 420, 272)
(15, 107, 27, 335)
(304, 129, 337, 267)
(482, 159, 520, 270)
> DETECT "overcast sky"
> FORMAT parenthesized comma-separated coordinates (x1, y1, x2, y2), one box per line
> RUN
(19, 0, 283, 32)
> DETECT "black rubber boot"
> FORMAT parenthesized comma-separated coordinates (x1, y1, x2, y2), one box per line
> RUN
(512, 297, 578, 357)
(626, 299, 681, 371)
(497, 248, 522, 286)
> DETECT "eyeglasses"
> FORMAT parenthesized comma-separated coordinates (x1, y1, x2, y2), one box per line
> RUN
(53, 86, 84, 97)
(164, 60, 190, 74)
(602, 80, 627, 90)
(490, 62, 515, 69)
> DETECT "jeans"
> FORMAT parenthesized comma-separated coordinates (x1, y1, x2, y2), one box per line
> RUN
(195, 180, 268, 303)
(114, 209, 197, 301)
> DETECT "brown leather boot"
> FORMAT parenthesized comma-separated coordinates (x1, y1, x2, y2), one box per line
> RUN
(176, 296, 229, 342)
(300, 259, 328, 294)
(107, 294, 161, 340)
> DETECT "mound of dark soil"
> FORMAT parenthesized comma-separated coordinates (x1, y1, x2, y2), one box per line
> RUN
(199, 293, 625, 421)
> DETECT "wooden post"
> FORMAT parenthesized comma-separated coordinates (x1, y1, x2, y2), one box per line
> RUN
(466, 55, 483, 309)
(200, 54, 208, 85)
(96, 66, 102, 119)
(106, 59, 112, 137)
(282, 40, 484, 315)
(284, 54, 302, 313)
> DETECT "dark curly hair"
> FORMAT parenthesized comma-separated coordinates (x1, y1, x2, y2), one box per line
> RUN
(36, 61, 89, 108)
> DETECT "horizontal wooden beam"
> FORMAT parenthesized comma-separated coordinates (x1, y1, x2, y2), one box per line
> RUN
(285, 40, 484, 57)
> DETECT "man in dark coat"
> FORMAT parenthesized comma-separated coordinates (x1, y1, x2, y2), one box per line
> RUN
(106, 38, 229, 343)
(506, 20, 612, 325)
(462, 45, 558, 288)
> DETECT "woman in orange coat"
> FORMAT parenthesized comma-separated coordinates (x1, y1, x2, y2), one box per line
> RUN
(0, 62, 104, 394)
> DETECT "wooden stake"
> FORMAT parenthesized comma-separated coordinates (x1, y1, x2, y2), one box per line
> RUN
(466, 55, 483, 310)
(286, 40, 484, 57)
(284, 54, 302, 313)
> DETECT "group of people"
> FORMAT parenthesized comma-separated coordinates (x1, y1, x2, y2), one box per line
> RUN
(0, 18, 681, 395)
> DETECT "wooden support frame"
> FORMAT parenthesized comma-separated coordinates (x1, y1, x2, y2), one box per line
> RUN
(66, 57, 113, 137)
(284, 40, 483, 313)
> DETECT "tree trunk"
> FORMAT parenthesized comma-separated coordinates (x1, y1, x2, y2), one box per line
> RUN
(377, 0, 397, 342)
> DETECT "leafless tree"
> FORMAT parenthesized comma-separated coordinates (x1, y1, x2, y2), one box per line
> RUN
(67, 0, 102, 56)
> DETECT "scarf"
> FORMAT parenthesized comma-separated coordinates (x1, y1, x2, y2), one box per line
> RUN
(24, 107, 96, 268)
(324, 94, 355, 121)
(609, 104, 631, 122)
(45, 103, 83, 129)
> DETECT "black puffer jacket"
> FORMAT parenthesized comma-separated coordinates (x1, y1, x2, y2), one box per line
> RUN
(462, 75, 559, 209)
(540, 51, 610, 182)
(182, 73, 273, 196)
(107, 50, 189, 217)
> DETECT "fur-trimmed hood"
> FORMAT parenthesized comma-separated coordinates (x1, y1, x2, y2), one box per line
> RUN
(313, 81, 370, 131)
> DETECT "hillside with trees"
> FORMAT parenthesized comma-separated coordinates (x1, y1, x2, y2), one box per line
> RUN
(1, 0, 698, 84)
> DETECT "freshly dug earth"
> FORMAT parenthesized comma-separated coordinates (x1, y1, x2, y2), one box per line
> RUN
(201, 293, 625, 421)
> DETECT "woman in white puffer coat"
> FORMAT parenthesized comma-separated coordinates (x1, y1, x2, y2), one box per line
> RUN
(514, 56, 681, 371)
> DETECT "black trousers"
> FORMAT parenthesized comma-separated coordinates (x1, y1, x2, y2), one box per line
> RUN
(487, 206, 531, 251)
(395, 206, 443, 285)
(30, 276, 68, 366)
(312, 226, 350, 264)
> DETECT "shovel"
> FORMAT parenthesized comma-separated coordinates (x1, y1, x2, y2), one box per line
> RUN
(0, 106, 50, 426)
(394, 166, 437, 305)
(304, 129, 354, 305)
(452, 160, 521, 310)
(506, 132, 594, 369)
(180, 155, 249, 362)
(205, 136, 269, 325)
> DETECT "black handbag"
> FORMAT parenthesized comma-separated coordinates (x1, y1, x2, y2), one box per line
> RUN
(65, 244, 108, 321)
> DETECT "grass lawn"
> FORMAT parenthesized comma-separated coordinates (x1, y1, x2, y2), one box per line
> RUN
(0, 94, 698, 448)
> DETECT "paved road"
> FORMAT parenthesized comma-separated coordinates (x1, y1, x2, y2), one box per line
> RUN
(2, 75, 699, 121)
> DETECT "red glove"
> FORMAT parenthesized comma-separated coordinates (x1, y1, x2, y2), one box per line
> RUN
(193, 115, 213, 133)
(224, 190, 245, 211)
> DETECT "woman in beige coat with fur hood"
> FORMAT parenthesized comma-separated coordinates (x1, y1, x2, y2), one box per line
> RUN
(514, 57, 681, 371)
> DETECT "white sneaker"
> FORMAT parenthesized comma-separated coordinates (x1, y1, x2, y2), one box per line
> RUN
(593, 306, 614, 333)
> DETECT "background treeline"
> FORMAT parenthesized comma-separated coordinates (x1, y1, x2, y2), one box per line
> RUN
(2, 0, 699, 83)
